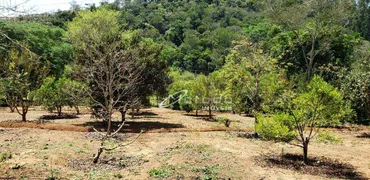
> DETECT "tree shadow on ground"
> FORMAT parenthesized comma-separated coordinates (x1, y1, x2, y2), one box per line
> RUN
(257, 153, 366, 180)
(183, 113, 217, 122)
(356, 132, 370, 138)
(77, 120, 184, 133)
(39, 114, 78, 120)
(127, 111, 160, 119)
(127, 111, 158, 116)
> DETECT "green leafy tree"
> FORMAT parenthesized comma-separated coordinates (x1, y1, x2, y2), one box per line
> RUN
(340, 41, 370, 124)
(35, 75, 88, 116)
(194, 74, 217, 118)
(35, 77, 68, 116)
(59, 77, 89, 115)
(188, 74, 209, 116)
(167, 70, 196, 110)
(353, 0, 370, 40)
(1, 22, 73, 78)
(0, 46, 48, 121)
(261, 76, 351, 164)
(135, 38, 171, 107)
(223, 38, 283, 125)
(265, 0, 354, 81)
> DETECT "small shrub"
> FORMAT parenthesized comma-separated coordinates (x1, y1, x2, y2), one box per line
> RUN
(148, 167, 172, 178)
(0, 151, 12, 162)
(114, 173, 123, 179)
(317, 131, 343, 144)
(256, 113, 296, 142)
(216, 117, 231, 127)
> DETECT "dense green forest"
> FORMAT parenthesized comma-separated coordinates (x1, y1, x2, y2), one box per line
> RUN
(1, 0, 369, 125)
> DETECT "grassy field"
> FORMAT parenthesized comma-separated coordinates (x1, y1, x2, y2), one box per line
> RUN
(0, 107, 369, 179)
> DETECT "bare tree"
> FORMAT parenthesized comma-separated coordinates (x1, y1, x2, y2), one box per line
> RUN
(67, 8, 144, 163)
(81, 41, 144, 163)
(83, 40, 142, 134)
(0, 0, 31, 17)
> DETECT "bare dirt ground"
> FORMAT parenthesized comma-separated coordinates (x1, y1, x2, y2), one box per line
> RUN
(0, 107, 369, 179)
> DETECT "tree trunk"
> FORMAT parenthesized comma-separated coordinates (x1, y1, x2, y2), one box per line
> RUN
(208, 107, 212, 119)
(57, 106, 62, 116)
(254, 111, 259, 124)
(255, 76, 261, 112)
(307, 62, 314, 82)
(254, 115, 258, 135)
(93, 146, 103, 163)
(131, 107, 135, 118)
(9, 106, 15, 113)
(303, 141, 309, 164)
(195, 109, 198, 116)
(121, 110, 126, 123)
(21, 113, 26, 122)
(74, 106, 80, 114)
(107, 113, 112, 135)
(306, 39, 315, 82)
(6, 98, 16, 113)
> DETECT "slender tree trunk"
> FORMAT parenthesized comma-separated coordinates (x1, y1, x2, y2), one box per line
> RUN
(195, 109, 198, 116)
(131, 107, 135, 118)
(121, 110, 126, 123)
(74, 106, 80, 114)
(15, 102, 27, 122)
(208, 106, 212, 118)
(254, 111, 259, 124)
(21, 112, 26, 122)
(107, 109, 112, 135)
(306, 38, 316, 82)
(254, 74, 261, 113)
(57, 106, 62, 116)
(9, 106, 15, 113)
(6, 98, 16, 113)
(254, 113, 258, 134)
(307, 61, 314, 82)
(303, 141, 309, 164)
(93, 143, 103, 163)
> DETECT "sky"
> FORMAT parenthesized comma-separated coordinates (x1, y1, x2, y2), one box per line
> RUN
(1, 0, 112, 15)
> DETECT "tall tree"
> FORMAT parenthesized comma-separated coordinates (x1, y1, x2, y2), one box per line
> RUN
(283, 76, 350, 163)
(68, 8, 142, 134)
(224, 38, 279, 125)
(0, 45, 48, 121)
(68, 8, 144, 163)
(354, 0, 370, 40)
(265, 0, 353, 81)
